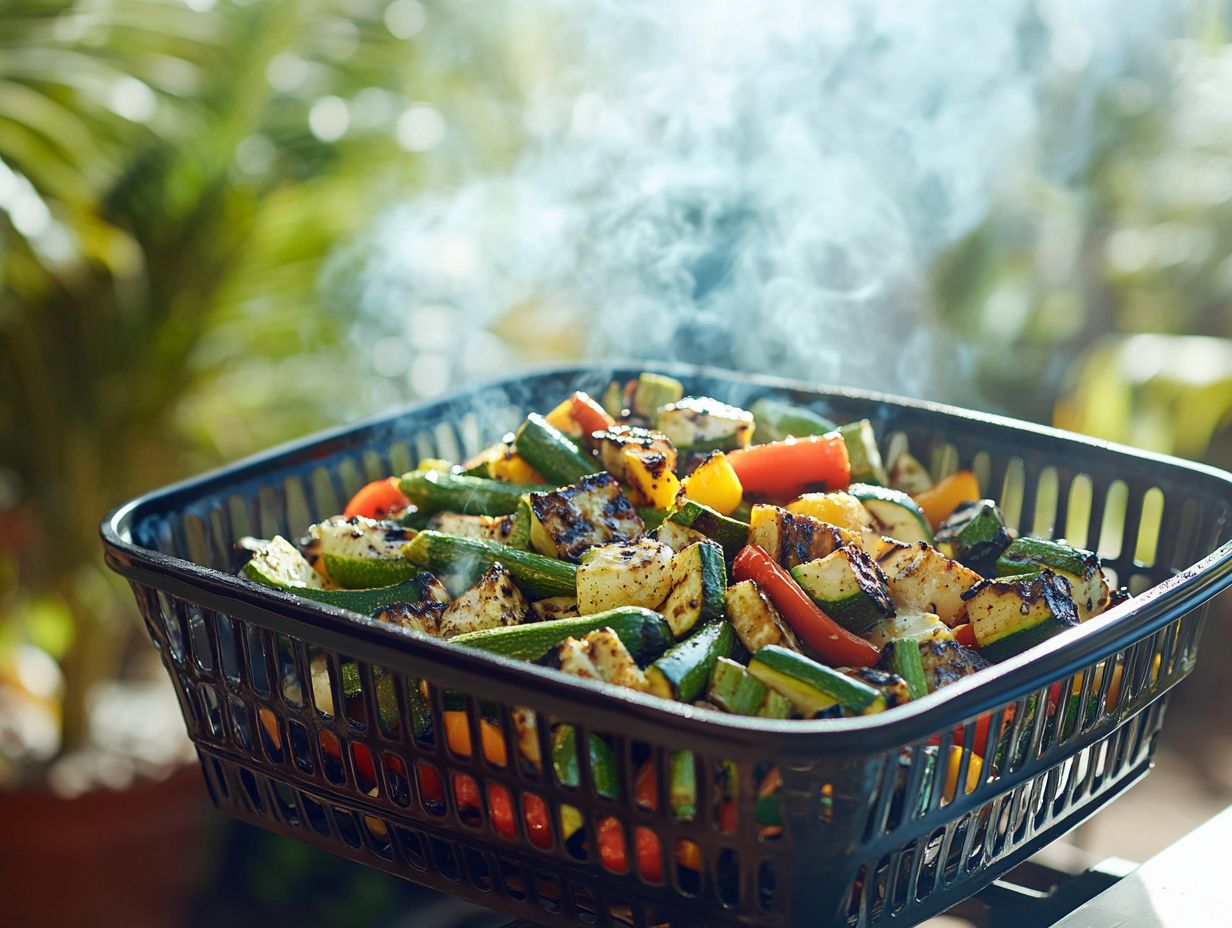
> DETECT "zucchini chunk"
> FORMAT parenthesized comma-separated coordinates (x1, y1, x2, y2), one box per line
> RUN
(838, 419, 888, 486)
(400, 469, 550, 515)
(515, 413, 600, 485)
(748, 646, 884, 716)
(725, 579, 802, 654)
(995, 537, 1111, 620)
(405, 531, 577, 600)
(876, 541, 981, 626)
(528, 472, 644, 562)
(653, 396, 755, 453)
(593, 425, 677, 485)
(879, 639, 928, 700)
(530, 596, 581, 622)
(750, 398, 837, 441)
(887, 450, 933, 495)
(936, 500, 1014, 577)
(748, 504, 856, 569)
(654, 520, 709, 552)
(437, 563, 529, 638)
(791, 547, 895, 635)
(963, 569, 1080, 662)
(632, 372, 685, 418)
(849, 483, 934, 545)
(576, 539, 675, 614)
(243, 535, 326, 591)
(708, 657, 791, 717)
(669, 499, 749, 557)
(916, 638, 990, 691)
(451, 607, 672, 664)
(314, 515, 418, 588)
(659, 540, 727, 638)
(428, 512, 518, 544)
(646, 620, 734, 702)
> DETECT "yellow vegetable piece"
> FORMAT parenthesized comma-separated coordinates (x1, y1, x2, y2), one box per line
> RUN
(417, 458, 454, 474)
(681, 452, 743, 515)
(786, 491, 869, 533)
(914, 469, 981, 530)
(490, 449, 546, 484)
(943, 746, 983, 802)
(544, 398, 582, 436)
(622, 446, 681, 509)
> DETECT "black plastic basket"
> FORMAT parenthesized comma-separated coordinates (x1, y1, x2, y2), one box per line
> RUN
(101, 364, 1232, 928)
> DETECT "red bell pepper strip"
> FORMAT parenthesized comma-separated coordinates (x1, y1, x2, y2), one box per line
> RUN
(952, 623, 978, 649)
(570, 391, 616, 436)
(724, 433, 850, 497)
(344, 476, 411, 519)
(732, 545, 879, 667)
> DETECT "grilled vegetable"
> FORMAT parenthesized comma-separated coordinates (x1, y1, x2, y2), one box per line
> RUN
(748, 646, 884, 716)
(553, 724, 619, 798)
(528, 472, 643, 562)
(887, 450, 933, 495)
(679, 451, 743, 516)
(593, 426, 677, 485)
(375, 599, 444, 636)
(917, 638, 990, 691)
(845, 667, 910, 708)
(530, 596, 580, 622)
(621, 444, 681, 509)
(881, 639, 928, 700)
(450, 607, 672, 664)
(313, 516, 417, 588)
(750, 398, 837, 441)
(748, 504, 854, 569)
(428, 512, 518, 544)
(837, 419, 888, 486)
(553, 636, 600, 679)
(654, 519, 709, 552)
(963, 570, 1080, 662)
(659, 540, 727, 638)
(515, 413, 600, 485)
(731, 544, 880, 668)
(876, 541, 981, 625)
(914, 469, 981, 530)
(404, 531, 577, 599)
(576, 539, 675, 614)
(400, 469, 550, 516)
(646, 620, 734, 702)
(864, 608, 953, 649)
(724, 579, 801, 654)
(668, 499, 749, 556)
(570, 391, 617, 436)
(995, 537, 1111, 620)
(243, 536, 422, 614)
(708, 657, 791, 717)
(937, 499, 1014, 576)
(849, 483, 934, 545)
(654, 396, 754, 453)
(785, 491, 874, 535)
(438, 563, 529, 638)
(726, 433, 850, 498)
(547, 628, 651, 692)
(791, 547, 896, 635)
(344, 477, 411, 520)
(632, 372, 685, 418)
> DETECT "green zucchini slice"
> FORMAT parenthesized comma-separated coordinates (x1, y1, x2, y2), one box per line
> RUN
(936, 499, 1014, 576)
(659, 540, 727, 638)
(645, 620, 734, 702)
(450, 606, 673, 664)
(515, 413, 600, 485)
(838, 419, 888, 486)
(653, 396, 754, 453)
(748, 645, 883, 716)
(964, 569, 1080, 662)
(849, 482, 934, 545)
(791, 547, 895, 634)
(668, 499, 750, 557)
(995, 537, 1111, 620)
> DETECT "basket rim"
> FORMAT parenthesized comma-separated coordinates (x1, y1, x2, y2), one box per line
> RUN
(99, 361, 1232, 755)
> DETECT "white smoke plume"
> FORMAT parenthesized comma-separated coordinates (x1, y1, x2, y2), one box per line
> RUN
(329, 0, 1183, 404)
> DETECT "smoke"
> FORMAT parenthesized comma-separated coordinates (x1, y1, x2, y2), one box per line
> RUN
(328, 0, 1184, 405)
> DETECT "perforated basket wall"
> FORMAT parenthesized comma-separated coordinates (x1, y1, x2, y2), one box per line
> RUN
(101, 364, 1232, 928)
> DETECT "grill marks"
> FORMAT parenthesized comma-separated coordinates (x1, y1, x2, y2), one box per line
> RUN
(529, 472, 644, 562)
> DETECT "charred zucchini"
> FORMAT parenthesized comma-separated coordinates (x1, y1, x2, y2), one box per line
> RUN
(646, 620, 734, 702)
(936, 500, 1014, 576)
(653, 396, 755, 453)
(791, 547, 896, 635)
(400, 469, 550, 516)
(995, 537, 1111, 620)
(313, 516, 417, 589)
(404, 531, 577, 599)
(707, 658, 792, 718)
(748, 646, 884, 716)
(748, 504, 855, 569)
(515, 413, 600, 485)
(838, 419, 888, 486)
(963, 569, 1080, 662)
(659, 540, 727, 638)
(750, 398, 837, 441)
(849, 483, 934, 544)
(450, 606, 672, 663)
(668, 500, 749, 557)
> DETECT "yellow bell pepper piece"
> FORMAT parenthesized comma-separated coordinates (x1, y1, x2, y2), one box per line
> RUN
(490, 448, 545, 484)
(942, 746, 983, 802)
(786, 491, 869, 533)
(622, 447, 681, 509)
(680, 452, 743, 515)
(914, 469, 981, 530)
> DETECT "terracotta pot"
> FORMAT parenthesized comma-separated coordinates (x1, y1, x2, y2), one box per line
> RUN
(0, 764, 211, 927)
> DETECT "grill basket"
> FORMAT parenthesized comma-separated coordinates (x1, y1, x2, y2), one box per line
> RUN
(101, 364, 1232, 928)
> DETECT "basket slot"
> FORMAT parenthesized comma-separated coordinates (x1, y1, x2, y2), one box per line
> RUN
(198, 682, 224, 740)
(226, 694, 254, 752)
(1095, 479, 1129, 563)
(1133, 487, 1165, 568)
(256, 484, 289, 542)
(1030, 466, 1060, 539)
(387, 441, 414, 479)
(186, 603, 215, 673)
(1063, 473, 1094, 548)
(998, 457, 1026, 533)
(282, 474, 314, 543)
(334, 457, 366, 511)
